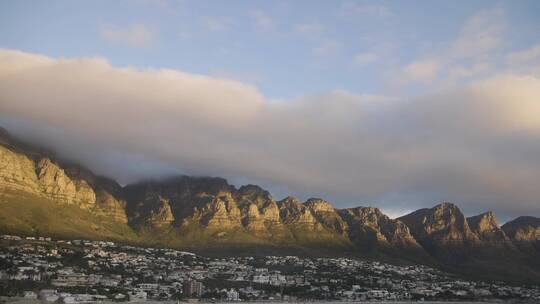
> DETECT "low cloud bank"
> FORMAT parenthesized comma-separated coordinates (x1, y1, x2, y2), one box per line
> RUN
(1, 49, 539, 220)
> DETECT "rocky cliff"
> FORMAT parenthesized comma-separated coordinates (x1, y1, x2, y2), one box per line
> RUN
(502, 216, 540, 242)
(501, 216, 540, 259)
(467, 211, 512, 245)
(1, 127, 540, 283)
(339, 207, 420, 250)
(398, 203, 483, 263)
(0, 129, 128, 223)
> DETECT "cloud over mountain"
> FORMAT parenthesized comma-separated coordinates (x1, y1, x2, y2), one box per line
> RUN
(1, 49, 540, 220)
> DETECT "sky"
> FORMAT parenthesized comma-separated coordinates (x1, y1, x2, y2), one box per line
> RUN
(1, 1, 540, 221)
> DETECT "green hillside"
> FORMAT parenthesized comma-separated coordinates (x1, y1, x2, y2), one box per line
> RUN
(0, 190, 138, 242)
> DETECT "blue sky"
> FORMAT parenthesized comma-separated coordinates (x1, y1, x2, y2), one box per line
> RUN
(2, 0, 539, 99)
(1, 1, 540, 220)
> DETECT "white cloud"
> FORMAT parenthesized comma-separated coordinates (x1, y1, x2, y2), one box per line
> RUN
(396, 6, 505, 85)
(446, 62, 490, 81)
(1, 49, 540, 218)
(354, 52, 379, 66)
(402, 59, 441, 83)
(101, 24, 155, 47)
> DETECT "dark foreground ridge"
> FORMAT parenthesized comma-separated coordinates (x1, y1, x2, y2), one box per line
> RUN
(1, 127, 540, 284)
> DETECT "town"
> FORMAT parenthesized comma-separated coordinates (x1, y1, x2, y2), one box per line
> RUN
(0, 235, 539, 303)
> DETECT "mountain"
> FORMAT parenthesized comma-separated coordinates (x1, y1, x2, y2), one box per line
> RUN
(467, 211, 512, 245)
(0, 128, 135, 241)
(1, 127, 540, 283)
(502, 216, 540, 258)
(503, 216, 540, 242)
(399, 204, 540, 282)
(399, 203, 481, 263)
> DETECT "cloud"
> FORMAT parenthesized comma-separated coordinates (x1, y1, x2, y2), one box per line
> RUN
(450, 6, 505, 59)
(101, 24, 155, 47)
(507, 43, 540, 65)
(1, 49, 540, 220)
(354, 52, 379, 66)
(396, 6, 505, 85)
(401, 59, 441, 83)
(209, 68, 263, 85)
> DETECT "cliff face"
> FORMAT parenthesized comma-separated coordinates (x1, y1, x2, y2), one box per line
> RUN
(35, 158, 96, 209)
(304, 198, 348, 234)
(502, 216, 540, 242)
(235, 185, 285, 236)
(339, 207, 419, 250)
(502, 215, 540, 260)
(399, 203, 479, 245)
(0, 130, 128, 223)
(467, 211, 511, 245)
(0, 142, 42, 194)
(397, 203, 485, 263)
(123, 180, 350, 245)
(2, 128, 540, 283)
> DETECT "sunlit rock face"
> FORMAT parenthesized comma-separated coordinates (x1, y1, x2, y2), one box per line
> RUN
(277, 196, 321, 229)
(467, 211, 511, 244)
(304, 198, 348, 234)
(0, 128, 127, 222)
(36, 158, 96, 209)
(3, 126, 540, 283)
(503, 216, 540, 242)
(397, 203, 483, 263)
(235, 185, 284, 235)
(399, 202, 479, 245)
(0, 143, 41, 194)
(339, 206, 419, 250)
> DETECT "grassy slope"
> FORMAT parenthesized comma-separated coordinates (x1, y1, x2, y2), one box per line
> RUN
(0, 190, 353, 256)
(0, 190, 139, 243)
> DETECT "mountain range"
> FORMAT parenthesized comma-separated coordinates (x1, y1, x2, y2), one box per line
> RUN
(0, 127, 539, 283)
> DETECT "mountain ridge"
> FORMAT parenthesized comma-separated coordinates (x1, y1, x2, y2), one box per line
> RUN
(1, 127, 540, 283)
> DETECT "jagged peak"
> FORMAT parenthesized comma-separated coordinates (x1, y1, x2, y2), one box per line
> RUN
(236, 184, 273, 201)
(433, 202, 460, 211)
(238, 184, 266, 193)
(468, 211, 498, 225)
(303, 198, 334, 212)
(362, 206, 384, 214)
(502, 216, 540, 233)
(428, 202, 468, 221)
(400, 201, 467, 222)
(342, 206, 385, 217)
(278, 196, 301, 206)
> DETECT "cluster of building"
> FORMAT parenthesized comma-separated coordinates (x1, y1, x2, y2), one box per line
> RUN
(1, 234, 539, 302)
